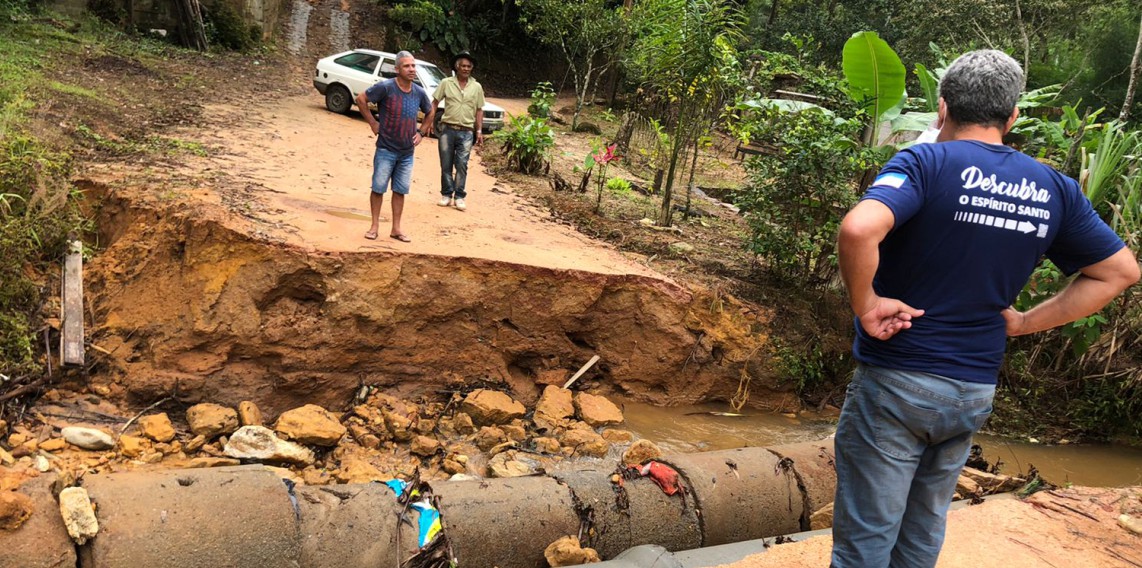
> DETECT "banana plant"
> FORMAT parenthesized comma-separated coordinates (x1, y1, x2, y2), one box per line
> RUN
(841, 31, 906, 147)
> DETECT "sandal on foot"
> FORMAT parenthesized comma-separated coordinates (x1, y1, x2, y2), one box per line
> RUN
(364, 230, 378, 240)
(390, 233, 412, 242)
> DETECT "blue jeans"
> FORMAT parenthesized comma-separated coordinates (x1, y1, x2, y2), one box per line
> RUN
(438, 126, 474, 199)
(831, 364, 994, 568)
(371, 147, 413, 195)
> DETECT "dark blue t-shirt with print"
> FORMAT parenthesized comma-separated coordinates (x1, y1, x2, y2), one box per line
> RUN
(854, 140, 1125, 384)
(365, 79, 431, 155)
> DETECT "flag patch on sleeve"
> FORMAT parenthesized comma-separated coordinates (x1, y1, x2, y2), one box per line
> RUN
(872, 172, 907, 189)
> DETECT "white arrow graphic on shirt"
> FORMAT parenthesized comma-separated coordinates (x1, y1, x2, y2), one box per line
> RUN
(953, 212, 1047, 238)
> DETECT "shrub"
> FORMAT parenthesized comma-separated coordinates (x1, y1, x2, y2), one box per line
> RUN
(204, 2, 261, 52)
(605, 177, 631, 195)
(526, 81, 556, 119)
(736, 107, 874, 284)
(492, 114, 554, 175)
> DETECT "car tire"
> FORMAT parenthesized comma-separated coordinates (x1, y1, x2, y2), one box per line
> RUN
(325, 85, 352, 114)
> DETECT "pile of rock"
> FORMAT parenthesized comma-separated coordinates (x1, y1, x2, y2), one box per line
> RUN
(1, 384, 643, 488)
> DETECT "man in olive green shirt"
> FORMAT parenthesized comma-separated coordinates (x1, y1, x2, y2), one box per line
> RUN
(428, 52, 484, 212)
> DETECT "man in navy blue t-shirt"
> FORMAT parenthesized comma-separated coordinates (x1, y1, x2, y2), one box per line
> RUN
(355, 50, 434, 242)
(833, 50, 1138, 567)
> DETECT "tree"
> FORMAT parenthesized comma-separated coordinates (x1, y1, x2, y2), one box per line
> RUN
(1121, 10, 1142, 122)
(517, 0, 626, 130)
(627, 0, 744, 227)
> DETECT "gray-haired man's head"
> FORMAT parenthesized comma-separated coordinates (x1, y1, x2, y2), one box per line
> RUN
(939, 50, 1024, 128)
(395, 50, 415, 65)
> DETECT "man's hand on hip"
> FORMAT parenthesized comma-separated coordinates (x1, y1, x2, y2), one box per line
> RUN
(413, 132, 423, 146)
(858, 296, 924, 340)
(370, 122, 380, 136)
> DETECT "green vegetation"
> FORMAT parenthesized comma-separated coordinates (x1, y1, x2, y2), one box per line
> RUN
(493, 114, 554, 175)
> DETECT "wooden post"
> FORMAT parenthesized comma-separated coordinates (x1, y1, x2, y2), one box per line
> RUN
(563, 355, 601, 389)
(60, 240, 85, 367)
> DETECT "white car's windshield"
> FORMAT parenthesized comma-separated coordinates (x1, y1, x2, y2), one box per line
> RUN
(417, 64, 448, 89)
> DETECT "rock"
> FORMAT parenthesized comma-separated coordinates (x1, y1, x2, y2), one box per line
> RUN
(474, 426, 508, 452)
(489, 441, 518, 455)
(186, 404, 239, 439)
(348, 424, 381, 449)
(274, 404, 346, 446)
(533, 437, 562, 454)
(7, 433, 27, 447)
(502, 424, 528, 442)
(488, 451, 539, 478)
(34, 455, 50, 472)
(238, 401, 264, 426)
(184, 434, 206, 453)
(559, 428, 610, 458)
(460, 389, 526, 426)
(810, 502, 834, 530)
(622, 440, 663, 465)
(59, 487, 99, 545)
(956, 474, 981, 496)
(573, 121, 602, 135)
(223, 425, 315, 466)
(1119, 514, 1142, 535)
(601, 429, 634, 443)
(452, 412, 477, 435)
(0, 447, 13, 466)
(301, 467, 332, 486)
(187, 457, 241, 468)
(137, 413, 177, 442)
(536, 386, 575, 422)
(544, 535, 601, 566)
(142, 451, 164, 464)
(668, 241, 695, 254)
(411, 435, 442, 457)
(0, 491, 34, 530)
(384, 410, 414, 442)
(61, 427, 115, 451)
(118, 435, 148, 459)
(335, 457, 387, 484)
(443, 458, 467, 475)
(38, 438, 67, 452)
(574, 393, 624, 427)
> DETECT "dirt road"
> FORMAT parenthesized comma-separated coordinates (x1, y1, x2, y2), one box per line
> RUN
(176, 94, 659, 278)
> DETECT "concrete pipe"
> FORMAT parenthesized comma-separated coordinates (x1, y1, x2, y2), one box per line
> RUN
(552, 466, 702, 560)
(80, 465, 301, 568)
(295, 482, 415, 567)
(433, 475, 581, 568)
(665, 447, 804, 546)
(0, 473, 76, 568)
(766, 439, 837, 529)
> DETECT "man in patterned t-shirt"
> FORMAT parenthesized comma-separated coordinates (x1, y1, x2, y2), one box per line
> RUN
(355, 50, 434, 242)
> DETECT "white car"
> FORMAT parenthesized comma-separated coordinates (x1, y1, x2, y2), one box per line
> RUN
(313, 49, 505, 134)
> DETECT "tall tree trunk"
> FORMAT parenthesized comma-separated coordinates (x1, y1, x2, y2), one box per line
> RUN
(766, 0, 780, 28)
(1121, 11, 1142, 122)
(1014, 0, 1030, 89)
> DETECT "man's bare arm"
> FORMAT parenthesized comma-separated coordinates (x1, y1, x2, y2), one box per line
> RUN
(1004, 247, 1140, 336)
(356, 92, 379, 135)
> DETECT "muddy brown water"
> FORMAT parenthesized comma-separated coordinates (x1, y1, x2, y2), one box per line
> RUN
(622, 402, 1142, 487)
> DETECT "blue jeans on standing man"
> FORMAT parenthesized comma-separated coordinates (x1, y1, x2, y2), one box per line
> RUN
(831, 364, 994, 568)
(438, 125, 474, 199)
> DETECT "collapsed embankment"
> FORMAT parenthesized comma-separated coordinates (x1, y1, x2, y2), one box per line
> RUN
(81, 183, 782, 416)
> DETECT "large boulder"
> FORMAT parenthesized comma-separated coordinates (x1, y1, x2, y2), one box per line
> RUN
(223, 425, 315, 466)
(573, 393, 624, 427)
(274, 404, 346, 446)
(186, 404, 239, 439)
(460, 389, 526, 426)
(535, 386, 574, 422)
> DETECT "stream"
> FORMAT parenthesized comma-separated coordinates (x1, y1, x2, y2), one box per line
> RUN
(622, 402, 1142, 487)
